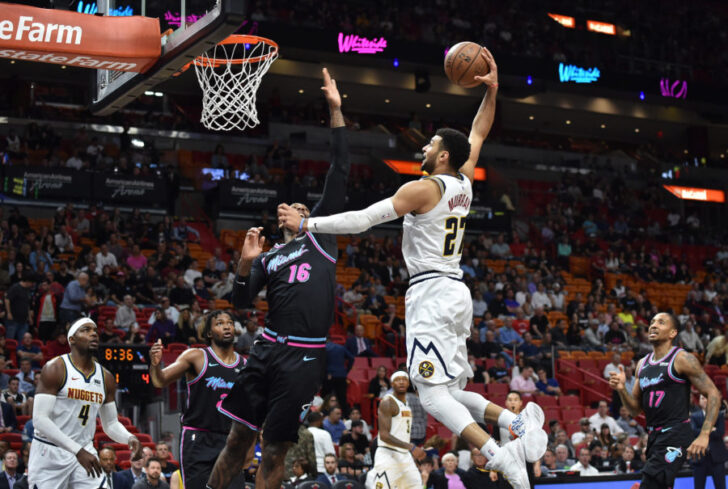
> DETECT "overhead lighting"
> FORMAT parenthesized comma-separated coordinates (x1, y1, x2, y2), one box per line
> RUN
(527, 76, 533, 85)
(61, 65, 67, 69)
(684, 149, 689, 154)
(298, 89, 304, 94)
(131, 138, 145, 148)
(9, 60, 14, 64)
(528, 115, 534, 120)
(144, 91, 154, 96)
(565, 120, 571, 125)
(600, 124, 606, 129)
(639, 91, 645, 100)
(425, 103, 431, 108)
(393, 58, 399, 67)
(384, 99, 390, 103)
(634, 128, 640, 133)
(720, 154, 725, 159)
(154, 92, 163, 97)
(342, 94, 348, 98)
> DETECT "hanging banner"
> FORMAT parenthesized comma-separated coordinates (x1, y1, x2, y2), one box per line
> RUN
(218, 181, 282, 210)
(93, 173, 168, 205)
(2, 166, 92, 200)
(0, 2, 160, 72)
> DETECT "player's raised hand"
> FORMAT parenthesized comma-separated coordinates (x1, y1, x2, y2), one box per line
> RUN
(277, 204, 303, 233)
(128, 435, 143, 461)
(241, 227, 265, 262)
(76, 447, 103, 477)
(150, 339, 163, 367)
(321, 67, 341, 109)
(608, 364, 626, 391)
(473, 47, 498, 88)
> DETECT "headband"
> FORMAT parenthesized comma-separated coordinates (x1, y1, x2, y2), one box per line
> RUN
(68, 317, 95, 342)
(390, 371, 409, 383)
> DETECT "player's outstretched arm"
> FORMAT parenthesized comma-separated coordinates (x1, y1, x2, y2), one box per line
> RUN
(278, 179, 440, 235)
(100, 367, 142, 460)
(310, 68, 350, 219)
(231, 227, 267, 309)
(33, 358, 104, 477)
(609, 362, 643, 417)
(377, 397, 425, 460)
(676, 351, 722, 459)
(149, 339, 202, 388)
(460, 47, 498, 184)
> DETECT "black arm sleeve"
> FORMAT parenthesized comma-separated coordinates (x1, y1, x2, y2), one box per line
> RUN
(310, 126, 350, 218)
(231, 255, 267, 309)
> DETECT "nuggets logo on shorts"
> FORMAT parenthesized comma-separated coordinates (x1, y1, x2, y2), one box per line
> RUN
(418, 361, 434, 378)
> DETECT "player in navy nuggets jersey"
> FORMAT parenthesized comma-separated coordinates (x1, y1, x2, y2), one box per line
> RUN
(610, 312, 722, 489)
(206, 68, 350, 489)
(150, 311, 242, 489)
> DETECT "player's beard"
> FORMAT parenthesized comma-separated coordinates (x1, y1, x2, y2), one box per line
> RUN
(421, 154, 436, 174)
(212, 336, 235, 348)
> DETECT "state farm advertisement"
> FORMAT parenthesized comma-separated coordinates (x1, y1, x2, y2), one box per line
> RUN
(0, 2, 160, 72)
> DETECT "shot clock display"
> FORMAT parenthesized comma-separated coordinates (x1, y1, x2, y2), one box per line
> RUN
(96, 345, 155, 400)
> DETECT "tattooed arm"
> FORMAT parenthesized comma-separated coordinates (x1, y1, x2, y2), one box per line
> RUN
(675, 350, 722, 459)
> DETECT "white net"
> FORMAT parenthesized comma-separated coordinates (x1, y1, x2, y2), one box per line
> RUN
(193, 37, 278, 132)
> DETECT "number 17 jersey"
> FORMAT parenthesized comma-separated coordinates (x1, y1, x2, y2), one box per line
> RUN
(402, 173, 472, 279)
(637, 346, 690, 427)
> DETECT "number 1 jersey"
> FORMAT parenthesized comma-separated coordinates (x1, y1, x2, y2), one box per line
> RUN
(34, 354, 106, 449)
(402, 173, 472, 278)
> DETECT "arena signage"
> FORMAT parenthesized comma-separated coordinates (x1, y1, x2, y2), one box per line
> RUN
(218, 181, 282, 210)
(548, 13, 575, 28)
(0, 2, 160, 72)
(337, 32, 387, 54)
(663, 185, 724, 203)
(76, 2, 134, 16)
(383, 159, 486, 181)
(93, 173, 168, 206)
(587, 20, 616, 35)
(660, 78, 687, 99)
(2, 166, 92, 200)
(558, 63, 600, 83)
(163, 11, 203, 28)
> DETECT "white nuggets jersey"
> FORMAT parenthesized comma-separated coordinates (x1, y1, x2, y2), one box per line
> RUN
(378, 394, 412, 452)
(402, 173, 472, 278)
(34, 354, 106, 448)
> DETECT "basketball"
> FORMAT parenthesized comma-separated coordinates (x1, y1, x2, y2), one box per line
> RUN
(444, 41, 490, 88)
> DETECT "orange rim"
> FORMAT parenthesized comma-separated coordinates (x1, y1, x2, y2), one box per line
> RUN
(175, 35, 278, 75)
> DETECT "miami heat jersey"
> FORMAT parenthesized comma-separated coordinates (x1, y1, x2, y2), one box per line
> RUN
(402, 173, 472, 278)
(637, 346, 691, 427)
(378, 394, 413, 453)
(34, 354, 106, 448)
(182, 347, 243, 433)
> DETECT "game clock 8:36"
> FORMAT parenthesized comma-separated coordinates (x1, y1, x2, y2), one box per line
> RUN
(96, 345, 155, 400)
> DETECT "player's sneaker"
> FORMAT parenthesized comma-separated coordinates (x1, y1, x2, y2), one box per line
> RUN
(485, 437, 530, 489)
(509, 401, 548, 462)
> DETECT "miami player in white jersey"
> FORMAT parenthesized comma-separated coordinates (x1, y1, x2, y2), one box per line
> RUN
(366, 371, 424, 489)
(29, 317, 142, 488)
(278, 48, 546, 489)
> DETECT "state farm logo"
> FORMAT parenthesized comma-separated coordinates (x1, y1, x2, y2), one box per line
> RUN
(0, 15, 82, 45)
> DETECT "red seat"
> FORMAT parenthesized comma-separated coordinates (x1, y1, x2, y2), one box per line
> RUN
(564, 421, 580, 437)
(534, 395, 558, 407)
(135, 433, 153, 443)
(119, 460, 132, 469)
(118, 416, 133, 426)
(167, 343, 188, 352)
(352, 357, 370, 370)
(370, 358, 395, 371)
(487, 383, 509, 396)
(559, 395, 580, 407)
(543, 408, 561, 422)
(436, 424, 452, 439)
(0, 433, 22, 443)
(116, 450, 132, 462)
(561, 409, 583, 422)
(578, 359, 597, 369)
(464, 383, 486, 396)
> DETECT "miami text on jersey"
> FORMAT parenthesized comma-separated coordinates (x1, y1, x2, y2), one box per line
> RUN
(205, 376, 234, 390)
(639, 373, 664, 389)
(265, 245, 310, 273)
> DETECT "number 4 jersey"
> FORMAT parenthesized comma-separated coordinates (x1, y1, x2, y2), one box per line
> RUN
(402, 173, 472, 280)
(34, 354, 106, 449)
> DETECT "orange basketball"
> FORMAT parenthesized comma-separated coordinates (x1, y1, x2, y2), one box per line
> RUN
(444, 42, 490, 88)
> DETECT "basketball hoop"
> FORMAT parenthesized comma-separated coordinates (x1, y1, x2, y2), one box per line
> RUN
(187, 35, 278, 132)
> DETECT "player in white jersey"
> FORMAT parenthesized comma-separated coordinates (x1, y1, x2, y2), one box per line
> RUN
(29, 317, 142, 489)
(278, 48, 546, 489)
(367, 371, 424, 489)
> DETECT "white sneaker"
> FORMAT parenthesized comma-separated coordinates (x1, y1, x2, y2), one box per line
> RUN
(485, 437, 530, 489)
(509, 401, 548, 462)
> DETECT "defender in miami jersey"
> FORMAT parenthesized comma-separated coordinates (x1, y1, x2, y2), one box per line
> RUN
(279, 48, 547, 489)
(150, 311, 242, 489)
(207, 68, 350, 489)
(29, 317, 141, 489)
(610, 312, 723, 489)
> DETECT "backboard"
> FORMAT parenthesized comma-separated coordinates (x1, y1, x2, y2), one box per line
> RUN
(89, 0, 246, 116)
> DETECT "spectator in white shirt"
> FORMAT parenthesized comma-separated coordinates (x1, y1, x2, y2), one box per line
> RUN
(184, 259, 203, 287)
(603, 352, 622, 379)
(571, 447, 599, 476)
(490, 234, 512, 258)
(571, 418, 593, 446)
(307, 412, 336, 474)
(115, 295, 139, 331)
(148, 297, 180, 325)
(589, 400, 623, 435)
(54, 227, 74, 253)
(95, 244, 118, 270)
(679, 319, 704, 353)
(549, 283, 566, 311)
(344, 408, 372, 441)
(66, 150, 83, 170)
(472, 291, 487, 318)
(531, 283, 552, 310)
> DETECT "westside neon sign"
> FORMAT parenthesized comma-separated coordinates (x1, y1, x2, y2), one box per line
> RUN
(660, 78, 687, 99)
(558, 63, 600, 83)
(164, 11, 202, 27)
(76, 1, 133, 16)
(338, 32, 387, 54)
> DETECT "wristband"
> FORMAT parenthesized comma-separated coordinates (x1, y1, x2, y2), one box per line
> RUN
(298, 219, 305, 234)
(489, 83, 499, 88)
(410, 444, 416, 453)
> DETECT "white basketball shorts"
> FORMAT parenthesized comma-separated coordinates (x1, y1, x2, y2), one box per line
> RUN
(28, 439, 106, 489)
(366, 447, 421, 489)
